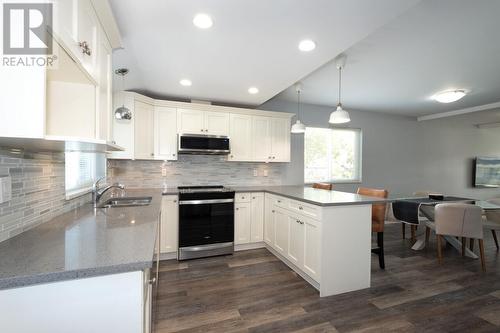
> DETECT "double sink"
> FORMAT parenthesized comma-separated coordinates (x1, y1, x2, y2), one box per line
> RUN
(97, 196, 152, 208)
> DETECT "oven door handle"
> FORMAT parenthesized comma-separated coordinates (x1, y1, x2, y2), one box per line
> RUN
(179, 198, 234, 205)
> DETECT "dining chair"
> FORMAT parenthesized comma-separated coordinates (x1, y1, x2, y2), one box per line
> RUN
(482, 198, 500, 250)
(312, 183, 333, 190)
(357, 187, 389, 269)
(425, 203, 485, 272)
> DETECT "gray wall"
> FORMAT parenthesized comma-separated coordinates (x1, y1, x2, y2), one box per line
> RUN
(0, 151, 90, 242)
(260, 99, 500, 199)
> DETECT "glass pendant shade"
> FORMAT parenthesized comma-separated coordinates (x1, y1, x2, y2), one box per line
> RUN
(329, 104, 351, 124)
(291, 120, 306, 133)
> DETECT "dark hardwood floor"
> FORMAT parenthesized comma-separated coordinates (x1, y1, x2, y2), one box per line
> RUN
(154, 223, 500, 332)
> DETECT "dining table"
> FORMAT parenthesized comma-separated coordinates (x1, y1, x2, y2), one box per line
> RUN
(392, 196, 500, 259)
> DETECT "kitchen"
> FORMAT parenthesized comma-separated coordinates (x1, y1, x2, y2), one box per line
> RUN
(2, 1, 500, 332)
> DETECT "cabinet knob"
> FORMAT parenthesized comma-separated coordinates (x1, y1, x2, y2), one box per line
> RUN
(299, 206, 303, 210)
(151, 153, 154, 156)
(230, 155, 234, 158)
(173, 200, 177, 203)
(172, 153, 176, 156)
(148, 277, 156, 285)
(79, 41, 92, 56)
(236, 208, 239, 210)
(252, 197, 255, 199)
(272, 210, 275, 213)
(272, 156, 276, 159)
(277, 200, 281, 203)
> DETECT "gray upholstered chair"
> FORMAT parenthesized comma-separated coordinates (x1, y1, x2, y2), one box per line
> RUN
(425, 203, 485, 272)
(483, 198, 500, 250)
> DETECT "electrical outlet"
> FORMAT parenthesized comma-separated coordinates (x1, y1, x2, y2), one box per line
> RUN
(263, 169, 268, 177)
(161, 168, 167, 177)
(253, 169, 258, 177)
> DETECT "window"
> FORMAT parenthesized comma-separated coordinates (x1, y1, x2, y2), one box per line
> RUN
(65, 152, 106, 198)
(304, 127, 362, 183)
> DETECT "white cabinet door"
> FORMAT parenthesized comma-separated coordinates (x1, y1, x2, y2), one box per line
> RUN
(228, 114, 252, 161)
(52, 0, 78, 53)
(270, 117, 290, 162)
(177, 109, 205, 134)
(235, 203, 251, 245)
(264, 195, 275, 246)
(273, 208, 289, 256)
(160, 196, 179, 253)
(251, 116, 272, 162)
(76, 0, 98, 79)
(205, 111, 229, 136)
(303, 217, 321, 282)
(250, 194, 264, 242)
(287, 215, 304, 267)
(96, 27, 112, 141)
(154, 106, 178, 161)
(134, 101, 154, 159)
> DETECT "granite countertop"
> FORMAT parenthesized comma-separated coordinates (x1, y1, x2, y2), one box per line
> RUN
(0, 189, 162, 290)
(163, 185, 389, 206)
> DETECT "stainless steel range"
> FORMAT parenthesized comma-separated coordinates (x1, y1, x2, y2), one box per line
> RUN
(177, 186, 235, 260)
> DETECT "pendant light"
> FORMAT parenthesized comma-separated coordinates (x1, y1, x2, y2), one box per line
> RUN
(291, 83, 306, 134)
(329, 55, 351, 124)
(114, 68, 132, 120)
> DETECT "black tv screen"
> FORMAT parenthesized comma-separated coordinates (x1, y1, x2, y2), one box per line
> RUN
(474, 157, 500, 188)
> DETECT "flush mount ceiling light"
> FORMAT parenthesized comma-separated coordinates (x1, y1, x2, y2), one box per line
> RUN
(114, 68, 132, 120)
(298, 39, 316, 52)
(179, 79, 192, 86)
(432, 90, 467, 103)
(329, 55, 351, 124)
(193, 13, 213, 29)
(248, 87, 259, 94)
(291, 83, 306, 134)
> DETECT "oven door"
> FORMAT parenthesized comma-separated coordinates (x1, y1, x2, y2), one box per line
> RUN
(179, 199, 234, 247)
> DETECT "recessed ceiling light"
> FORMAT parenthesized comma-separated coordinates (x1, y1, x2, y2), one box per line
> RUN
(298, 39, 316, 52)
(432, 90, 467, 103)
(248, 87, 259, 94)
(180, 79, 192, 87)
(193, 13, 213, 29)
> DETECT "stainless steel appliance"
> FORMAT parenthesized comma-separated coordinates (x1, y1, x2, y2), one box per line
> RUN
(178, 134, 230, 155)
(178, 186, 235, 260)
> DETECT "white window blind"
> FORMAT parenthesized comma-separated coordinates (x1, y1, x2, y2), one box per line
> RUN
(304, 127, 362, 183)
(65, 152, 106, 198)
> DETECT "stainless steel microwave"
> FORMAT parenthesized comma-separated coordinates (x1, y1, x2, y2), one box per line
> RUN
(178, 134, 230, 155)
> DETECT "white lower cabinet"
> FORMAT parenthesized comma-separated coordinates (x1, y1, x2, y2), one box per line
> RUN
(160, 196, 178, 254)
(234, 192, 264, 246)
(265, 194, 321, 283)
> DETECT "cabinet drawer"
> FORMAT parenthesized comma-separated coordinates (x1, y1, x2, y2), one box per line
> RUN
(273, 196, 288, 209)
(288, 200, 321, 220)
(235, 192, 251, 203)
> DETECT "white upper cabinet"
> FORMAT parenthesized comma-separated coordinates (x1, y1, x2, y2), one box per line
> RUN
(251, 116, 272, 161)
(154, 106, 177, 161)
(134, 101, 154, 160)
(177, 109, 229, 136)
(228, 114, 252, 161)
(205, 111, 230, 136)
(96, 26, 112, 141)
(249, 116, 290, 162)
(75, 0, 98, 80)
(270, 117, 291, 162)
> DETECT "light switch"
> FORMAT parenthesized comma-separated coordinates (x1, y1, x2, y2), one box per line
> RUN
(263, 169, 268, 177)
(161, 167, 167, 177)
(0, 175, 12, 203)
(253, 169, 258, 177)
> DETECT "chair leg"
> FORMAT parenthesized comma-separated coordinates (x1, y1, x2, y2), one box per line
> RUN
(469, 238, 474, 252)
(491, 230, 499, 250)
(402, 223, 406, 239)
(437, 235, 443, 264)
(425, 226, 430, 245)
(377, 232, 385, 269)
(462, 237, 466, 256)
(411, 225, 416, 243)
(479, 239, 486, 272)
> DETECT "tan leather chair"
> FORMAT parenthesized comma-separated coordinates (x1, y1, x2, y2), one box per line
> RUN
(312, 183, 333, 190)
(357, 187, 389, 269)
(426, 203, 485, 272)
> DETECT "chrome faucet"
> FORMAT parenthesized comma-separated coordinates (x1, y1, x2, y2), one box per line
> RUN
(92, 177, 125, 207)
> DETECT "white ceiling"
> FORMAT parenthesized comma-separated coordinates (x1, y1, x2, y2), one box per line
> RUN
(275, 0, 500, 117)
(109, 0, 421, 106)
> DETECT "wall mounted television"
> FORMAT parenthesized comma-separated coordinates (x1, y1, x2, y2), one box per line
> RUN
(474, 157, 500, 188)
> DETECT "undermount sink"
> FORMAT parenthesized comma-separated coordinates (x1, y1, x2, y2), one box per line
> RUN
(98, 196, 152, 208)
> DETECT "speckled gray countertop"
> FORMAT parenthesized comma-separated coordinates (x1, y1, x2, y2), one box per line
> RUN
(163, 185, 388, 206)
(0, 189, 162, 290)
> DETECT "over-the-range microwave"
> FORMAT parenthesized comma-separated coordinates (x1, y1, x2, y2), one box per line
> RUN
(178, 134, 230, 155)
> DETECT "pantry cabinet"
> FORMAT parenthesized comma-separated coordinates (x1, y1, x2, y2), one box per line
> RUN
(160, 195, 179, 254)
(177, 109, 229, 136)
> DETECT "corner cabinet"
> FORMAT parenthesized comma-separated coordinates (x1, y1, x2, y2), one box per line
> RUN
(234, 192, 265, 246)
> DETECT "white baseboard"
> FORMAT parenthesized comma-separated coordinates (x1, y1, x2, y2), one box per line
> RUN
(235, 242, 265, 251)
(157, 252, 177, 261)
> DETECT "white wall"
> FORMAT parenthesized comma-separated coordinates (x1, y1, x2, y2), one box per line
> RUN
(260, 99, 500, 199)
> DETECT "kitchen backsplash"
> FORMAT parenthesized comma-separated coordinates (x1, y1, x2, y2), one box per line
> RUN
(0, 150, 90, 242)
(108, 155, 287, 188)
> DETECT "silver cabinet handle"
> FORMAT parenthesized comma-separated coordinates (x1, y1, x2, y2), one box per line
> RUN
(79, 41, 92, 56)
(271, 210, 275, 213)
(236, 207, 239, 210)
(272, 156, 276, 159)
(299, 206, 303, 210)
(148, 277, 156, 285)
(252, 197, 255, 199)
(242, 196, 245, 199)
(173, 200, 177, 203)
(151, 153, 154, 157)
(172, 153, 176, 156)
(277, 200, 281, 203)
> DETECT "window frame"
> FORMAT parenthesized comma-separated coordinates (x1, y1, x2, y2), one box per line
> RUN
(303, 127, 363, 184)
